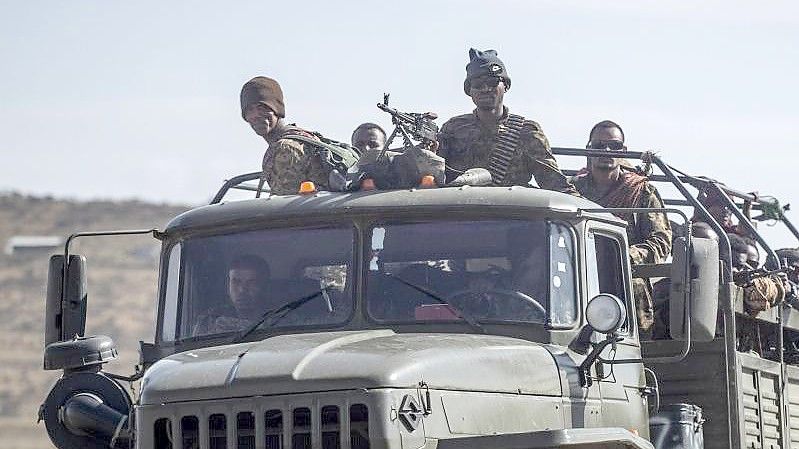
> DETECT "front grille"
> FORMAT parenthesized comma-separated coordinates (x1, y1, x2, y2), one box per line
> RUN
(237, 412, 256, 449)
(153, 403, 369, 449)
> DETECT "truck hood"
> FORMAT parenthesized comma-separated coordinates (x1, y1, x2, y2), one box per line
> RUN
(140, 330, 563, 404)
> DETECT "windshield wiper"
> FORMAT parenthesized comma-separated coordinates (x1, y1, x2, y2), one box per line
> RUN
(383, 272, 485, 333)
(231, 288, 327, 344)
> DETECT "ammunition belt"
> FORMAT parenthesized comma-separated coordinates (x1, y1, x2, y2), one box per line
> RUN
(487, 114, 526, 185)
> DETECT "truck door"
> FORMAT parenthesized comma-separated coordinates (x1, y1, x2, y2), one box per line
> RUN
(585, 225, 650, 437)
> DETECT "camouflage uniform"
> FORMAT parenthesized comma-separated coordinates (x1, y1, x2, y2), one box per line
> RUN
(437, 107, 578, 194)
(572, 171, 673, 331)
(742, 276, 785, 316)
(262, 125, 331, 195)
(192, 303, 247, 336)
(240, 76, 333, 196)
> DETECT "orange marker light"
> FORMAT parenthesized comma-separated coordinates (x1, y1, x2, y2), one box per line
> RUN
(361, 178, 377, 191)
(419, 175, 437, 188)
(298, 181, 317, 194)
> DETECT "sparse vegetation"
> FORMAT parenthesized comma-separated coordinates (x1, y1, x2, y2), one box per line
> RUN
(0, 193, 189, 447)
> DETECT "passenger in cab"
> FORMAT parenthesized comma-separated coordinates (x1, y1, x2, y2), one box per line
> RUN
(240, 76, 332, 195)
(572, 120, 672, 335)
(192, 255, 272, 336)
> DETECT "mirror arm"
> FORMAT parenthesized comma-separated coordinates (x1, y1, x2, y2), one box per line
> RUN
(579, 334, 623, 387)
(62, 229, 160, 306)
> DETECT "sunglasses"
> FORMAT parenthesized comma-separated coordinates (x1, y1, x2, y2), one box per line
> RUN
(470, 77, 502, 90)
(588, 140, 625, 151)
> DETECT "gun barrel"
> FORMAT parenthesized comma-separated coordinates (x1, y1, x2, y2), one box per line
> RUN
(377, 102, 415, 123)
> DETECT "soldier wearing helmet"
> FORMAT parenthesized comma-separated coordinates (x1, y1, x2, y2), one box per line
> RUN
(436, 48, 577, 194)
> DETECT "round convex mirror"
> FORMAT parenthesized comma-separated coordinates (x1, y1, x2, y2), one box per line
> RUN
(585, 294, 626, 334)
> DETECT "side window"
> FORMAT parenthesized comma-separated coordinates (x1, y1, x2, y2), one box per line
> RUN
(549, 222, 577, 326)
(595, 234, 627, 299)
(160, 243, 181, 342)
(586, 230, 630, 328)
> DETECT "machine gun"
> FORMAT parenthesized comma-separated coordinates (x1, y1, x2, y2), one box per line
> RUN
(733, 266, 790, 287)
(328, 94, 443, 192)
(376, 93, 439, 157)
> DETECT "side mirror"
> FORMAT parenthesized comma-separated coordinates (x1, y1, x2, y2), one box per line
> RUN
(669, 236, 719, 342)
(44, 255, 88, 346)
(586, 293, 627, 335)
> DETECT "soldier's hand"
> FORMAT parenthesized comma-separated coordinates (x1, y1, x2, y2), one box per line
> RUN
(425, 140, 440, 152)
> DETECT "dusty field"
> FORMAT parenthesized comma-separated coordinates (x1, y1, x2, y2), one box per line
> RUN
(0, 193, 188, 446)
(0, 419, 54, 449)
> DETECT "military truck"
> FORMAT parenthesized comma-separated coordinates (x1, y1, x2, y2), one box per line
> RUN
(37, 148, 794, 449)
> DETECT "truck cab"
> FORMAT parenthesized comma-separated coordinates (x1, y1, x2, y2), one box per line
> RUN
(39, 162, 719, 449)
(143, 186, 654, 448)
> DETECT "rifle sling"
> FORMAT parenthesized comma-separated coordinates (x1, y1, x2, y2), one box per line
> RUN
(281, 134, 359, 172)
(487, 114, 526, 185)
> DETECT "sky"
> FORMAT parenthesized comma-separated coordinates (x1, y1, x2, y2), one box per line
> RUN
(1, 1, 798, 246)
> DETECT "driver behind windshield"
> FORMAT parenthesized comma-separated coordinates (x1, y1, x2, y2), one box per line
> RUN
(193, 255, 271, 336)
(458, 232, 548, 321)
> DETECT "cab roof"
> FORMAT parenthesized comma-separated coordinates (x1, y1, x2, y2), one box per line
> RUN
(165, 186, 620, 234)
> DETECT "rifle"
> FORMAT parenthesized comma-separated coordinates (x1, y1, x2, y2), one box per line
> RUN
(376, 93, 439, 159)
(733, 266, 789, 287)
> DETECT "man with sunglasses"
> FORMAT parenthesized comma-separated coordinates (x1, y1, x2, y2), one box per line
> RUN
(436, 48, 577, 194)
(572, 120, 672, 335)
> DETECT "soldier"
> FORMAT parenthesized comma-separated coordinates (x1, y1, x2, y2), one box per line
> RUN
(240, 76, 331, 195)
(729, 234, 785, 317)
(351, 123, 387, 155)
(193, 255, 272, 336)
(776, 248, 799, 306)
(572, 120, 672, 334)
(437, 48, 577, 194)
(350, 121, 446, 190)
(693, 185, 756, 238)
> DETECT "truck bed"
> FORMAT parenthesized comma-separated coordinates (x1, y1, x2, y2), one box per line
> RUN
(643, 338, 799, 449)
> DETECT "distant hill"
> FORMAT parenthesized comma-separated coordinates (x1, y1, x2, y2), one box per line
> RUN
(0, 193, 190, 448)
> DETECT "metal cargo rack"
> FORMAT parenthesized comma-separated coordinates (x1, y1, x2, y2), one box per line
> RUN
(210, 171, 269, 204)
(210, 148, 799, 447)
(553, 147, 799, 449)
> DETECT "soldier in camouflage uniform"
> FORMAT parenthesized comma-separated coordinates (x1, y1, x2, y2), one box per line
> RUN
(437, 48, 577, 194)
(572, 120, 672, 333)
(240, 76, 331, 195)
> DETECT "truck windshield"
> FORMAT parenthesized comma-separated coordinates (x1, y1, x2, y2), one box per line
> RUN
(366, 219, 577, 326)
(168, 226, 355, 340)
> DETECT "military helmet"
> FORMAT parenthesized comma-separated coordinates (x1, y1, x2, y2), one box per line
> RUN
(463, 48, 510, 95)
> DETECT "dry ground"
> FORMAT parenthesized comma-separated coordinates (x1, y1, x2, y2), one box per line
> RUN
(0, 193, 188, 447)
